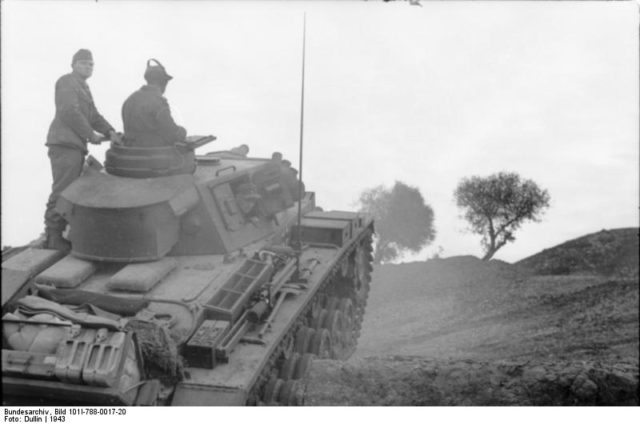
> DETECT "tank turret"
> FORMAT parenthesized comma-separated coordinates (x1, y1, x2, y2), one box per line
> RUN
(58, 140, 306, 262)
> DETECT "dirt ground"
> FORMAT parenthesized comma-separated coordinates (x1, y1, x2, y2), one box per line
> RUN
(304, 228, 639, 405)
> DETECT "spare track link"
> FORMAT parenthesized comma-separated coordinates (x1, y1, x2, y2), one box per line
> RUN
(248, 225, 374, 405)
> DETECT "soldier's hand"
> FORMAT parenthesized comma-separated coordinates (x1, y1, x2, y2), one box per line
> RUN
(109, 130, 123, 145)
(89, 133, 103, 145)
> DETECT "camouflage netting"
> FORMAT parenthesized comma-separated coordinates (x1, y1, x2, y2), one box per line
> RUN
(125, 319, 183, 384)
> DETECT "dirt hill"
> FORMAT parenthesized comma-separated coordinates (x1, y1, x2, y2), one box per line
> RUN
(305, 228, 639, 405)
(516, 228, 639, 277)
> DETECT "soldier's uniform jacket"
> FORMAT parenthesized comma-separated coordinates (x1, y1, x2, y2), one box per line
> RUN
(121, 85, 186, 147)
(46, 73, 114, 153)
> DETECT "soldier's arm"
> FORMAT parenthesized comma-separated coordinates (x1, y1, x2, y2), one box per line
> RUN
(56, 76, 95, 142)
(155, 98, 187, 144)
(89, 105, 115, 138)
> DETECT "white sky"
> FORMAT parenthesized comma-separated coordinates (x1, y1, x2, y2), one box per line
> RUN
(1, 0, 638, 263)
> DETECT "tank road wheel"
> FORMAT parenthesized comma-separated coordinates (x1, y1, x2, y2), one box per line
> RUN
(278, 380, 305, 406)
(246, 393, 260, 406)
(289, 380, 306, 405)
(313, 293, 329, 315)
(293, 353, 315, 380)
(311, 309, 329, 330)
(328, 309, 346, 333)
(294, 327, 315, 354)
(326, 296, 342, 313)
(322, 309, 346, 358)
(278, 380, 295, 405)
(309, 328, 332, 358)
(279, 352, 301, 380)
(264, 377, 285, 405)
(338, 298, 357, 358)
(338, 298, 355, 330)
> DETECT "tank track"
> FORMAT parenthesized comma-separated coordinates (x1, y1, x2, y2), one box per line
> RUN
(246, 226, 374, 405)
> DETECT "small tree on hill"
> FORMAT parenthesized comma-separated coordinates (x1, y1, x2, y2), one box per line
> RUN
(358, 181, 435, 263)
(454, 172, 550, 261)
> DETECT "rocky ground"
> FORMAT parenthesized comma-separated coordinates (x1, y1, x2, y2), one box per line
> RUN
(304, 228, 639, 405)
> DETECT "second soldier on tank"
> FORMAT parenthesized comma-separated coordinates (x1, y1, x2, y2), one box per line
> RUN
(121, 59, 187, 148)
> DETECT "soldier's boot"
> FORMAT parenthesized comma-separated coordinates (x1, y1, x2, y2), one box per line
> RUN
(45, 229, 71, 252)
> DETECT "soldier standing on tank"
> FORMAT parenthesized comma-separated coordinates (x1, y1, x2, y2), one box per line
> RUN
(44, 49, 122, 251)
(121, 59, 187, 148)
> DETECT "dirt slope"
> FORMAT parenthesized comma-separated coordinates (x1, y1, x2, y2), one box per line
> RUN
(305, 357, 638, 406)
(305, 228, 639, 405)
(516, 228, 639, 277)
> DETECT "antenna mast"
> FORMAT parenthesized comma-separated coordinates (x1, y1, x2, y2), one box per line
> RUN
(295, 14, 307, 255)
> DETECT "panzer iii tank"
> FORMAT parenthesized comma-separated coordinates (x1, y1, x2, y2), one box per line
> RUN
(1, 137, 374, 406)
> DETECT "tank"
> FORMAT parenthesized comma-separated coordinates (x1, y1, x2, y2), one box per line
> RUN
(1, 137, 374, 406)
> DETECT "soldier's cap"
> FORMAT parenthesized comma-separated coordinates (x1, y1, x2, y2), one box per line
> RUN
(144, 59, 173, 83)
(72, 49, 93, 66)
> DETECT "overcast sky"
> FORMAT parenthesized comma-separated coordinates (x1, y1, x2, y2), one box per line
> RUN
(1, 0, 638, 262)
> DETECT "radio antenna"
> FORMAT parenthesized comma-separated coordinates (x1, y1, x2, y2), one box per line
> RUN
(295, 14, 307, 258)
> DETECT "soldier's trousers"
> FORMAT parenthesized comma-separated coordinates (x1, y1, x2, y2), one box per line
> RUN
(43, 145, 85, 233)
